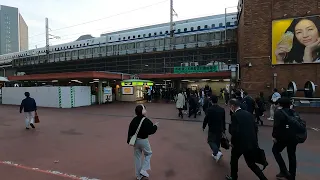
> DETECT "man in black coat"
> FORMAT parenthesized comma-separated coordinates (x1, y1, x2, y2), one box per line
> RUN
(226, 99, 267, 180)
(243, 91, 255, 114)
(272, 97, 298, 180)
(202, 95, 226, 162)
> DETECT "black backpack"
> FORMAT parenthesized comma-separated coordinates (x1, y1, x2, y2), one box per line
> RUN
(281, 109, 307, 143)
(240, 99, 248, 111)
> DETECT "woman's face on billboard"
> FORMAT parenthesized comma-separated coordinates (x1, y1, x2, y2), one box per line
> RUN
(295, 19, 319, 46)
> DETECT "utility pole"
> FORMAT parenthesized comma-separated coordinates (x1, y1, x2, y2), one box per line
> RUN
(169, 0, 174, 45)
(45, 18, 49, 62)
(224, 8, 227, 42)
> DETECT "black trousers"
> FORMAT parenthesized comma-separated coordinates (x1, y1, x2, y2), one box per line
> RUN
(230, 148, 267, 180)
(272, 141, 297, 177)
(177, 108, 183, 118)
(188, 106, 197, 118)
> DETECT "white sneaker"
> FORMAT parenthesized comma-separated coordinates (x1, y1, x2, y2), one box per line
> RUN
(215, 151, 223, 162)
(267, 117, 274, 121)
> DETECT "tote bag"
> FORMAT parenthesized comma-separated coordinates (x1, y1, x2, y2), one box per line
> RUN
(129, 117, 146, 146)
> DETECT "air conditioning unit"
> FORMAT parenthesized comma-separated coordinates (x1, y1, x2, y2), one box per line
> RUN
(190, 62, 199, 66)
(181, 62, 189, 67)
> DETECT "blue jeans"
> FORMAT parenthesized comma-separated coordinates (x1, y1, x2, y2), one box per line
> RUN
(207, 131, 221, 155)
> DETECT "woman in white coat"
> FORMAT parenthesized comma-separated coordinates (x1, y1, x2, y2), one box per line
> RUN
(176, 90, 186, 119)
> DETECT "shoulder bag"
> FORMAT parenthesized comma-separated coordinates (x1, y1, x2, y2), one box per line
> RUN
(129, 117, 146, 146)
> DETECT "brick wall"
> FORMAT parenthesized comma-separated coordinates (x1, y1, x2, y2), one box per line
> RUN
(238, 0, 320, 97)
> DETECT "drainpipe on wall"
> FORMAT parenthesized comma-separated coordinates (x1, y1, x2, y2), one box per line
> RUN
(273, 73, 277, 89)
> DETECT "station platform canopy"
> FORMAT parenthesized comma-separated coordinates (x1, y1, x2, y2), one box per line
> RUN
(121, 79, 153, 86)
(7, 71, 131, 81)
(138, 71, 231, 79)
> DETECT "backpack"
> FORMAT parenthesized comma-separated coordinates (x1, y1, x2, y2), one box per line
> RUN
(240, 99, 248, 111)
(281, 109, 307, 144)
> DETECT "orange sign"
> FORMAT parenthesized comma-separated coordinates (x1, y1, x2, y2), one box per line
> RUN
(122, 86, 133, 95)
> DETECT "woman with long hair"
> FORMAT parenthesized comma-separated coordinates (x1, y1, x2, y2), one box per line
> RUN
(275, 16, 320, 64)
(127, 105, 158, 180)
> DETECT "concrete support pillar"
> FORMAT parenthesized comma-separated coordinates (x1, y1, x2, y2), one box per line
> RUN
(98, 81, 103, 104)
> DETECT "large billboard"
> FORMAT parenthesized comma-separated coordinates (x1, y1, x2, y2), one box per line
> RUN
(272, 15, 320, 65)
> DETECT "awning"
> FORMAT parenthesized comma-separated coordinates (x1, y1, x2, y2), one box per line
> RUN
(7, 71, 131, 81)
(0, 76, 9, 82)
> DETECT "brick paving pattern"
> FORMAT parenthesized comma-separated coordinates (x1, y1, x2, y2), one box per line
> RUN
(0, 102, 319, 179)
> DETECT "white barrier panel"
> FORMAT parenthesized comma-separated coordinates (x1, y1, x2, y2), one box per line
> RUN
(2, 86, 91, 108)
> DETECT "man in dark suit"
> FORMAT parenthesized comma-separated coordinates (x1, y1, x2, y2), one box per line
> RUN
(272, 97, 298, 180)
(243, 91, 255, 114)
(202, 95, 226, 162)
(226, 99, 267, 180)
(230, 91, 247, 116)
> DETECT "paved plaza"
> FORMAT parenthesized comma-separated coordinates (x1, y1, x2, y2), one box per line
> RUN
(0, 102, 319, 180)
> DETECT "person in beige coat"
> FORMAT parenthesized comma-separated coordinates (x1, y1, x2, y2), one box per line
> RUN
(176, 90, 186, 119)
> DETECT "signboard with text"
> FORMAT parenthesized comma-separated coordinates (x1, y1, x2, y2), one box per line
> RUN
(173, 65, 218, 74)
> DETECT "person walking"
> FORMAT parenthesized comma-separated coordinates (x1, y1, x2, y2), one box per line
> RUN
(268, 88, 281, 121)
(226, 99, 267, 180)
(176, 90, 185, 119)
(255, 96, 265, 126)
(127, 104, 158, 180)
(202, 95, 226, 162)
(272, 97, 305, 180)
(19, 92, 37, 130)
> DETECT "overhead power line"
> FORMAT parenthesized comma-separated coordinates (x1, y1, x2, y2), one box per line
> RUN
(49, 0, 169, 32)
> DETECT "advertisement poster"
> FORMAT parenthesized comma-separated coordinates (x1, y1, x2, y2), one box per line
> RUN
(272, 15, 320, 64)
(122, 86, 134, 95)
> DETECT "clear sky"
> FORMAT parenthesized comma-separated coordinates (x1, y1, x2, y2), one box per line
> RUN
(1, 0, 238, 49)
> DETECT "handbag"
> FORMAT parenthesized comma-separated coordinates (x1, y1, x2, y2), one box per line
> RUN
(254, 147, 268, 170)
(34, 112, 40, 123)
(129, 117, 146, 146)
(220, 133, 230, 150)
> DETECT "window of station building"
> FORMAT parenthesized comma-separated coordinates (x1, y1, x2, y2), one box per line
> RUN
(226, 22, 231, 26)
(123, 37, 125, 40)
(118, 38, 121, 41)
(154, 32, 157, 36)
(148, 33, 151, 37)
(177, 29, 181, 33)
(204, 25, 208, 29)
(234, 21, 238, 25)
(128, 36, 130, 39)
(191, 27, 194, 31)
(133, 35, 135, 39)
(160, 31, 163, 35)
(87, 43, 89, 46)
(109, 37, 111, 40)
(219, 23, 223, 27)
(138, 35, 141, 38)
(184, 28, 187, 32)
(143, 34, 146, 37)
(165, 30, 168, 34)
(73, 45, 75, 48)
(197, 26, 201, 30)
